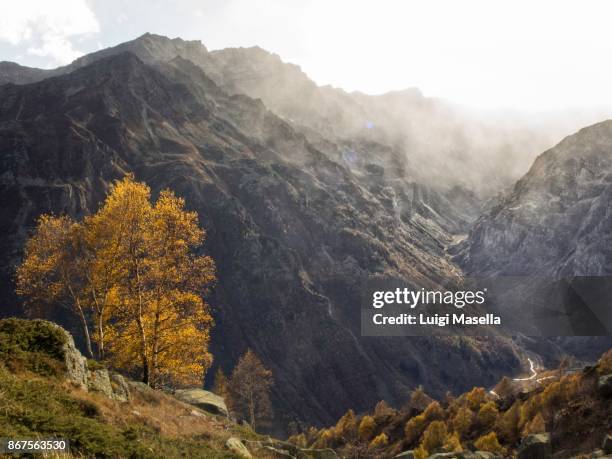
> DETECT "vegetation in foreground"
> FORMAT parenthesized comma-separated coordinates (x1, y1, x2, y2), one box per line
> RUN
(290, 350, 612, 458)
(0, 318, 269, 458)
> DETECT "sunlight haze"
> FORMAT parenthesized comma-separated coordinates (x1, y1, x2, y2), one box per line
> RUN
(1, 0, 611, 110)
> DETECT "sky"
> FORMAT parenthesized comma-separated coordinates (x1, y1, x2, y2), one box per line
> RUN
(1, 0, 612, 111)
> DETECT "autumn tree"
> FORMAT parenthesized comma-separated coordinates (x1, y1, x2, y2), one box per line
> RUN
(474, 432, 503, 453)
(522, 413, 546, 437)
(228, 349, 273, 430)
(466, 387, 487, 411)
(373, 400, 396, 423)
(213, 367, 229, 399)
(420, 420, 447, 454)
(477, 401, 499, 430)
(334, 409, 357, 441)
(407, 385, 433, 413)
(358, 415, 376, 441)
(497, 401, 520, 443)
(16, 215, 94, 357)
(405, 413, 427, 445)
(16, 175, 216, 387)
(368, 433, 388, 450)
(452, 406, 474, 437)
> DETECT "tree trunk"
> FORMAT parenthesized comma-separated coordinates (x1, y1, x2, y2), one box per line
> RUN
(76, 303, 94, 359)
(249, 390, 256, 431)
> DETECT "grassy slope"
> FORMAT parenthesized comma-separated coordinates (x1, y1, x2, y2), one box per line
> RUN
(0, 318, 259, 458)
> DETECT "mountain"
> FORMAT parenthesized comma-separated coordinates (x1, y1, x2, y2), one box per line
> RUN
(456, 121, 612, 354)
(458, 120, 612, 277)
(0, 33, 588, 198)
(0, 39, 526, 433)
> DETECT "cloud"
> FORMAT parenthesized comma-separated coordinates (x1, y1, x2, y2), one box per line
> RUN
(0, 0, 99, 66)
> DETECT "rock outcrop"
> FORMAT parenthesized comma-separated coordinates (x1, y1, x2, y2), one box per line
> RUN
(598, 374, 612, 397)
(225, 437, 252, 459)
(517, 433, 552, 459)
(173, 389, 228, 417)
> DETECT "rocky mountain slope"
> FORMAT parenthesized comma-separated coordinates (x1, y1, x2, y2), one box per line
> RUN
(0, 37, 526, 433)
(458, 120, 612, 278)
(0, 33, 581, 198)
(455, 121, 612, 351)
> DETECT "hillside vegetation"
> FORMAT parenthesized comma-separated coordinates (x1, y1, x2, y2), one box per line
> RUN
(289, 350, 612, 458)
(0, 318, 268, 458)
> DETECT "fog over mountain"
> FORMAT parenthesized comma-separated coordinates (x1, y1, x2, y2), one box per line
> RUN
(1, 33, 610, 433)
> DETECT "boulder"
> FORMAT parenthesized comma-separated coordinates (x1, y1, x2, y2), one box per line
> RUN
(474, 453, 499, 459)
(53, 323, 88, 389)
(603, 434, 612, 454)
(598, 375, 612, 397)
(225, 437, 252, 459)
(110, 373, 130, 401)
(518, 433, 552, 459)
(87, 368, 113, 398)
(174, 389, 229, 417)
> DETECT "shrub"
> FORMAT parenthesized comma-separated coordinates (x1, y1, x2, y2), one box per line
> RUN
(474, 431, 503, 453)
(0, 318, 67, 360)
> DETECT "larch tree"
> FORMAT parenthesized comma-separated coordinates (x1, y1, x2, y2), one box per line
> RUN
(16, 215, 94, 358)
(228, 349, 273, 430)
(93, 177, 216, 387)
(213, 367, 229, 399)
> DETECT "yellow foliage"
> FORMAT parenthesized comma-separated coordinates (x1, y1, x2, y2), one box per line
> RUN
(358, 415, 376, 441)
(420, 420, 447, 453)
(522, 413, 546, 437)
(477, 401, 499, 429)
(17, 175, 217, 388)
(452, 405, 473, 437)
(333, 409, 357, 441)
(496, 401, 520, 444)
(474, 431, 503, 453)
(413, 445, 428, 459)
(409, 385, 433, 412)
(288, 433, 307, 448)
(368, 433, 388, 450)
(541, 381, 563, 409)
(405, 414, 427, 445)
(466, 387, 487, 411)
(373, 400, 396, 422)
(213, 368, 229, 399)
(444, 431, 463, 452)
(313, 429, 334, 448)
(518, 395, 542, 430)
(598, 349, 612, 375)
(423, 401, 445, 421)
